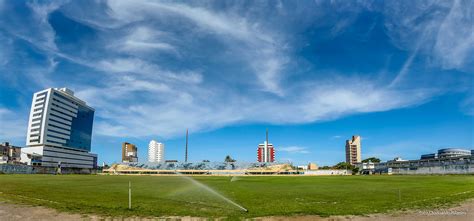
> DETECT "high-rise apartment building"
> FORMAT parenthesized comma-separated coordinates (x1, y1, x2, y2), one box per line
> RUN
(257, 142, 275, 163)
(122, 142, 138, 163)
(257, 129, 275, 163)
(21, 88, 97, 168)
(345, 135, 361, 165)
(148, 140, 164, 163)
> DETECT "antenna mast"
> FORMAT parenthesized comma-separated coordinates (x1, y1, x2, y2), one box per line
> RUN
(185, 129, 188, 162)
(266, 128, 269, 145)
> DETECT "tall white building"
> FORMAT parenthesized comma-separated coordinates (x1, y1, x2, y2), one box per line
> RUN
(21, 88, 97, 169)
(148, 140, 164, 163)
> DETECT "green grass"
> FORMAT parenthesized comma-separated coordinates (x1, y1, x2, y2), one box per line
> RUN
(0, 174, 473, 219)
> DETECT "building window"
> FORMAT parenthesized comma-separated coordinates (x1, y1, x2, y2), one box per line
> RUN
(47, 129, 69, 136)
(48, 123, 71, 132)
(50, 113, 71, 122)
(47, 134, 68, 140)
(46, 139, 64, 145)
(51, 106, 75, 116)
(49, 118, 70, 127)
(52, 98, 77, 110)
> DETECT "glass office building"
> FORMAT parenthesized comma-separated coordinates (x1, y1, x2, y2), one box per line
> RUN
(22, 88, 97, 169)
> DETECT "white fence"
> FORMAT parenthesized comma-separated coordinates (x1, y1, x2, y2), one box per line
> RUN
(392, 164, 474, 175)
(304, 169, 350, 175)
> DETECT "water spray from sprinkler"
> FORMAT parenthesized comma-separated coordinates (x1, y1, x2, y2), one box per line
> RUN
(175, 172, 248, 212)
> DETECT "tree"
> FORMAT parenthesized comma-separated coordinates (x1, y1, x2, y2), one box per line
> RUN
(352, 167, 360, 175)
(333, 162, 354, 170)
(224, 155, 236, 163)
(362, 157, 381, 163)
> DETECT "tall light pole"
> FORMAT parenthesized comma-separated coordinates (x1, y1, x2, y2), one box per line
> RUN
(185, 129, 188, 163)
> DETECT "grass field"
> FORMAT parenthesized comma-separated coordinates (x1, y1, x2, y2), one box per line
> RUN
(0, 174, 473, 219)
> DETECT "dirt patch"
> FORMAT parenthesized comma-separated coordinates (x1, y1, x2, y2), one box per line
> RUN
(254, 200, 474, 221)
(0, 200, 472, 221)
(0, 201, 84, 221)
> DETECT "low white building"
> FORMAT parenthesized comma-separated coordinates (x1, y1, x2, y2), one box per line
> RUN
(357, 162, 375, 170)
(148, 140, 164, 163)
(297, 165, 308, 170)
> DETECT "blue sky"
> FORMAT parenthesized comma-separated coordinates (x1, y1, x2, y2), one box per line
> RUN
(0, 0, 473, 165)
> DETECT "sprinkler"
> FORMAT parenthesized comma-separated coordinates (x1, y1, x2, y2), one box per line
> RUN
(175, 172, 248, 213)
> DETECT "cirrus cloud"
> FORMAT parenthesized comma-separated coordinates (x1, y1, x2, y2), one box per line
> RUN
(0, 0, 471, 141)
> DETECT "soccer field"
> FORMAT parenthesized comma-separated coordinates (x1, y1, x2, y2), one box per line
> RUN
(0, 175, 473, 218)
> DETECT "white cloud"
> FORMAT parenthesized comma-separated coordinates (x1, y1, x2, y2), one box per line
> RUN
(0, 0, 466, 141)
(106, 0, 287, 94)
(289, 80, 437, 124)
(75, 74, 437, 138)
(0, 33, 12, 66)
(97, 58, 203, 84)
(0, 108, 28, 142)
(433, 0, 474, 70)
(25, 0, 65, 51)
(279, 146, 310, 154)
(122, 41, 175, 52)
(111, 26, 177, 54)
(383, 0, 474, 73)
(460, 94, 474, 116)
(389, 41, 421, 87)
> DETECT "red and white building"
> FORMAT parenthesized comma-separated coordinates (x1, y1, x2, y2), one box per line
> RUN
(257, 141, 275, 163)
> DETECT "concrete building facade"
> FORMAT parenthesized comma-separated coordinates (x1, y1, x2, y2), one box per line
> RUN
(148, 140, 164, 163)
(345, 135, 361, 165)
(0, 142, 22, 164)
(421, 148, 471, 159)
(21, 88, 97, 169)
(122, 142, 138, 163)
(376, 154, 474, 175)
(438, 148, 471, 158)
(308, 162, 318, 170)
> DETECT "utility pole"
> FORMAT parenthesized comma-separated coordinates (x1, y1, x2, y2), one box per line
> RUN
(185, 129, 188, 163)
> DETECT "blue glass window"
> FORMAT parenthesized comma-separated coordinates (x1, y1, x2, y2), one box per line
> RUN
(63, 105, 94, 151)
